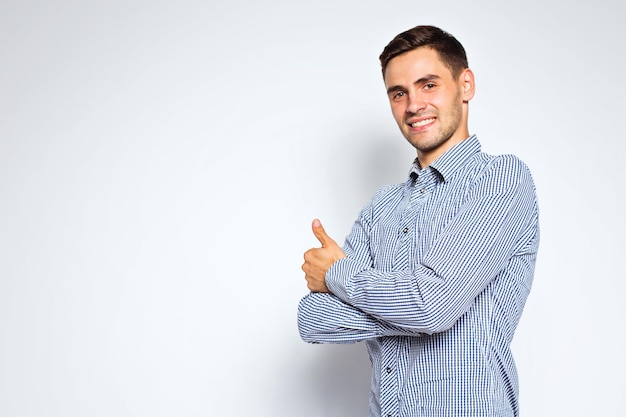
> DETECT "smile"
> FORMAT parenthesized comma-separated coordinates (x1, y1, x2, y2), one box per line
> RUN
(410, 118, 435, 128)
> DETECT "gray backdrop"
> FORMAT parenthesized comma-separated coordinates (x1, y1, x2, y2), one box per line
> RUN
(1, 1, 624, 416)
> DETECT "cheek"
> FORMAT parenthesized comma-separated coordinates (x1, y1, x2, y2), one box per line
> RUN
(390, 103, 405, 122)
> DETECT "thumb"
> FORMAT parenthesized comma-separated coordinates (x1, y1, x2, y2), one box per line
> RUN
(311, 218, 334, 247)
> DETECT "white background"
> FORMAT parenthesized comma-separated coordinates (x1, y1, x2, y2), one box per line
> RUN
(1, 1, 624, 416)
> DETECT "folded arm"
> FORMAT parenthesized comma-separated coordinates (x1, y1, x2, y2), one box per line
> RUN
(298, 292, 425, 344)
(326, 156, 539, 333)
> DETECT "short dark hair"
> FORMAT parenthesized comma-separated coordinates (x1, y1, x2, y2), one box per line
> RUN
(379, 25, 468, 79)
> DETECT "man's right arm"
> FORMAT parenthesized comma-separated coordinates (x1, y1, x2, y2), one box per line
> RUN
(298, 291, 423, 344)
(298, 202, 424, 344)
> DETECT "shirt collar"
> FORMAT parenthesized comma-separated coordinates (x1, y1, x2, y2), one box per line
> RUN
(409, 135, 481, 182)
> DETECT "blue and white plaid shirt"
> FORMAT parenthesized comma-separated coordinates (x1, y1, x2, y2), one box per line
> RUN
(298, 135, 540, 417)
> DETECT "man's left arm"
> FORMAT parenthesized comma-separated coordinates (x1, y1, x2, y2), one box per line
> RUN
(325, 155, 540, 333)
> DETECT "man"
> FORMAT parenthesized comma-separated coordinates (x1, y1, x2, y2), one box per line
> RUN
(298, 25, 539, 417)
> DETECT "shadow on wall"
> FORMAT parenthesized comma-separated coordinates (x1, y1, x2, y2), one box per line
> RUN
(302, 343, 371, 417)
(327, 126, 412, 223)
(293, 128, 411, 416)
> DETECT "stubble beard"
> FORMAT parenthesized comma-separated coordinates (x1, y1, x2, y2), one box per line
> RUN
(405, 96, 464, 155)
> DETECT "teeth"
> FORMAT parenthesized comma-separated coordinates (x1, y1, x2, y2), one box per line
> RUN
(410, 118, 434, 127)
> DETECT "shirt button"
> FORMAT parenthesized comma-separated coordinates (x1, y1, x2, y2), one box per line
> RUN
(386, 366, 392, 373)
(419, 188, 425, 194)
(402, 227, 408, 233)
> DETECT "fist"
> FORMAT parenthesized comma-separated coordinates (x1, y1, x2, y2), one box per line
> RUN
(302, 219, 346, 293)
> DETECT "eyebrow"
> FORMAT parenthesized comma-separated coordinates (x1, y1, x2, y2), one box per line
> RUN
(386, 74, 442, 95)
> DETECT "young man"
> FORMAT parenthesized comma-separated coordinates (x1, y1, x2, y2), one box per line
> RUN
(298, 25, 540, 417)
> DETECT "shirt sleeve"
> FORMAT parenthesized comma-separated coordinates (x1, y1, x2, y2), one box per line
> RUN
(325, 155, 539, 334)
(297, 292, 425, 344)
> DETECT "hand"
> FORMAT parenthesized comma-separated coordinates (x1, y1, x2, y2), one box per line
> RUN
(302, 219, 347, 293)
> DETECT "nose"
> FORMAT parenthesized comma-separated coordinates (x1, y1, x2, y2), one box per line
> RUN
(406, 92, 426, 114)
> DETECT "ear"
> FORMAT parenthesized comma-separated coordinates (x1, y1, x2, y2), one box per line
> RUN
(459, 68, 475, 102)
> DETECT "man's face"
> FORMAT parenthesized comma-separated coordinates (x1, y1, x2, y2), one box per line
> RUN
(384, 47, 474, 167)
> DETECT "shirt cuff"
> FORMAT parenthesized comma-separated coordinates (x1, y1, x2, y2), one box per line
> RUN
(325, 257, 368, 304)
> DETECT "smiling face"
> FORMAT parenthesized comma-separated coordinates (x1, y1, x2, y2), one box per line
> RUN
(384, 47, 475, 167)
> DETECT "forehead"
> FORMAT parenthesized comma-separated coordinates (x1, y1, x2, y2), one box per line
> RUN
(383, 47, 452, 86)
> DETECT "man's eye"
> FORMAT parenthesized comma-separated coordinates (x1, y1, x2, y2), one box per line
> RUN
(393, 91, 406, 100)
(424, 83, 436, 90)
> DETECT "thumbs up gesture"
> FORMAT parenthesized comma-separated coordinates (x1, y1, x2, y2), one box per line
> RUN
(302, 219, 347, 293)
